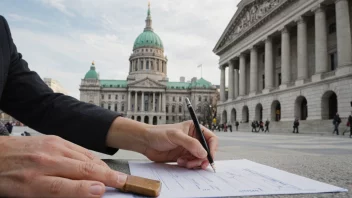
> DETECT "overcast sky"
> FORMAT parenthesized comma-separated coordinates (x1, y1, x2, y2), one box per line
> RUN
(1, 0, 240, 98)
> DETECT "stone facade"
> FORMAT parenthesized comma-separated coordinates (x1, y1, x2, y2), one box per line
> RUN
(214, 0, 352, 131)
(80, 3, 217, 125)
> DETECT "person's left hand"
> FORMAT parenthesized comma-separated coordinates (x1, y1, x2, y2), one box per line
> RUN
(143, 121, 218, 170)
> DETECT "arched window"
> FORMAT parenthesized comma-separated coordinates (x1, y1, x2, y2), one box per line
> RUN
(121, 104, 125, 112)
(179, 106, 182, 113)
(198, 96, 201, 102)
(114, 104, 118, 112)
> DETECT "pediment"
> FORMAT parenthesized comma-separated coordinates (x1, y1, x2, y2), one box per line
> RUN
(214, 0, 291, 54)
(128, 78, 166, 88)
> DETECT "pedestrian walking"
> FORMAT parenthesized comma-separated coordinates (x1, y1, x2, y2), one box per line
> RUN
(0, 121, 10, 136)
(224, 123, 228, 132)
(259, 121, 264, 132)
(264, 119, 270, 133)
(235, 121, 239, 131)
(348, 114, 352, 138)
(228, 124, 232, 132)
(251, 121, 257, 132)
(293, 118, 299, 133)
(332, 113, 341, 135)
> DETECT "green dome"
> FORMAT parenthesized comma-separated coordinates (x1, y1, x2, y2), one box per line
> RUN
(133, 30, 164, 50)
(84, 62, 98, 79)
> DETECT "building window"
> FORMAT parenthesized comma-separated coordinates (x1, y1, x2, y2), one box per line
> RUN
(198, 96, 201, 102)
(179, 106, 182, 113)
(146, 61, 149, 70)
(114, 104, 118, 111)
(329, 23, 336, 34)
(122, 95, 125, 100)
(101, 94, 104, 99)
(140, 61, 143, 70)
(121, 104, 125, 112)
(172, 116, 175, 121)
(166, 116, 169, 121)
(277, 47, 281, 57)
(204, 96, 208, 102)
(108, 94, 111, 100)
(108, 104, 111, 110)
(278, 73, 282, 86)
(142, 49, 144, 52)
(151, 61, 154, 70)
(101, 103, 104, 108)
(179, 97, 182, 102)
(330, 52, 338, 71)
(173, 97, 176, 102)
(262, 75, 265, 89)
(172, 106, 175, 113)
(166, 106, 169, 113)
(115, 95, 118, 100)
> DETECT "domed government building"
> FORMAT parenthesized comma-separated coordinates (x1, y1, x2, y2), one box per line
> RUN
(80, 3, 217, 125)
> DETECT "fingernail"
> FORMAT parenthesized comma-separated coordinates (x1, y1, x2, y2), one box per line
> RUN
(177, 158, 186, 165)
(200, 149, 207, 157)
(117, 173, 127, 185)
(89, 184, 103, 195)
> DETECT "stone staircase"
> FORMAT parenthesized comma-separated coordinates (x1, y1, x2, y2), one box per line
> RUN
(234, 118, 349, 135)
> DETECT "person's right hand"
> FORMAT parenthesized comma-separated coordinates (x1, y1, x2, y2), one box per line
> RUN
(0, 135, 127, 198)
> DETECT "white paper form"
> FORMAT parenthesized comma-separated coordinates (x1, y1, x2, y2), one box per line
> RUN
(103, 159, 347, 198)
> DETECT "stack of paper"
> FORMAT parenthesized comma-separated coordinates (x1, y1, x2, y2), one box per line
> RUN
(104, 159, 347, 198)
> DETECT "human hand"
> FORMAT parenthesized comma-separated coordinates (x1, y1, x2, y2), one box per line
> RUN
(143, 121, 218, 170)
(0, 136, 127, 198)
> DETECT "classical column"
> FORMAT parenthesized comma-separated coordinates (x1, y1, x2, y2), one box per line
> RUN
(141, 92, 145, 112)
(128, 91, 131, 111)
(239, 54, 246, 96)
(153, 92, 156, 112)
(134, 92, 138, 112)
(314, 6, 328, 77)
(159, 93, 162, 112)
(281, 27, 291, 86)
(250, 46, 258, 94)
(162, 92, 166, 112)
(220, 66, 226, 102)
(234, 69, 239, 98)
(297, 16, 308, 83)
(228, 61, 234, 101)
(265, 37, 274, 90)
(335, 0, 352, 74)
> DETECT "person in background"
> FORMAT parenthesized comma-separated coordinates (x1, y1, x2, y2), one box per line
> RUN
(332, 112, 342, 135)
(0, 121, 10, 136)
(228, 123, 232, 132)
(235, 120, 239, 131)
(293, 118, 299, 134)
(348, 114, 352, 138)
(224, 123, 228, 132)
(264, 119, 270, 133)
(5, 122, 13, 133)
(251, 121, 257, 132)
(259, 120, 264, 132)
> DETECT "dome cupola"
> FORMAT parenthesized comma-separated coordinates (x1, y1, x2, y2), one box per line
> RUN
(133, 2, 164, 50)
(84, 61, 99, 79)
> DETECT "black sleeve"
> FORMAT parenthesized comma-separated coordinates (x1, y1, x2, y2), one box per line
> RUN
(0, 16, 120, 155)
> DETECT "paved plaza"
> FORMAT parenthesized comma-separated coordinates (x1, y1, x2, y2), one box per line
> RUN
(13, 127, 352, 197)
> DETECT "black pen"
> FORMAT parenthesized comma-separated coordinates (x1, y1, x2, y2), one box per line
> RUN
(185, 97, 216, 173)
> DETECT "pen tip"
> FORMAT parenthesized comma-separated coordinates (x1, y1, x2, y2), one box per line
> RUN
(211, 164, 216, 173)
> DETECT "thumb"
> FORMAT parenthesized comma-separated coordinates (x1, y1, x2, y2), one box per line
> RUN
(167, 130, 207, 158)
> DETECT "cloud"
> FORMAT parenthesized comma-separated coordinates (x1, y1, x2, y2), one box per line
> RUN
(7, 14, 48, 26)
(5, 0, 242, 99)
(40, 0, 75, 17)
